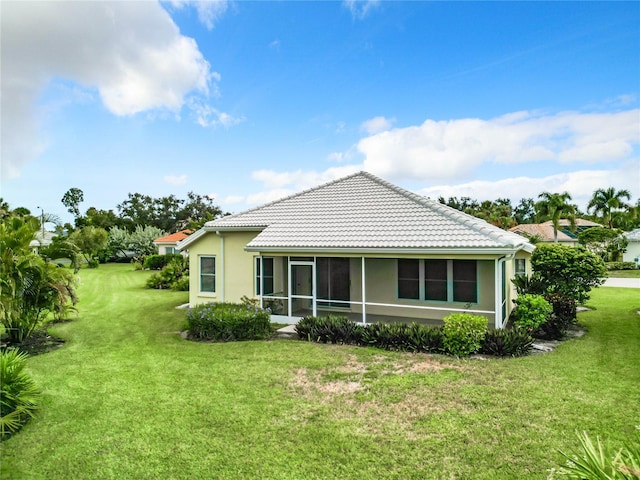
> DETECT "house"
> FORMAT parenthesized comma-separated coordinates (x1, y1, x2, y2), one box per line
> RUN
(153, 229, 192, 255)
(29, 230, 56, 252)
(622, 228, 640, 266)
(178, 172, 534, 329)
(509, 219, 601, 246)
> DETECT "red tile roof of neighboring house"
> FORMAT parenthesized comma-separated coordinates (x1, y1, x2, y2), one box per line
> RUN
(153, 229, 193, 244)
(509, 224, 575, 242)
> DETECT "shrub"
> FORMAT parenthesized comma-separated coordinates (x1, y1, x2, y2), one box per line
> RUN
(552, 430, 640, 479)
(512, 294, 553, 332)
(0, 349, 40, 438)
(144, 254, 183, 270)
(295, 315, 363, 344)
(546, 293, 577, 322)
(296, 317, 444, 353)
(442, 313, 488, 356)
(480, 329, 533, 357)
(146, 258, 188, 290)
(531, 244, 607, 304)
(605, 262, 638, 271)
(170, 276, 189, 291)
(186, 303, 272, 342)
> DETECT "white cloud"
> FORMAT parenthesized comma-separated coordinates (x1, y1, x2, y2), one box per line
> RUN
(164, 174, 188, 185)
(238, 165, 362, 207)
(189, 99, 245, 128)
(1, 1, 218, 179)
(360, 116, 395, 135)
(419, 162, 639, 211)
(221, 195, 245, 204)
(343, 0, 380, 20)
(358, 109, 639, 182)
(170, 0, 229, 30)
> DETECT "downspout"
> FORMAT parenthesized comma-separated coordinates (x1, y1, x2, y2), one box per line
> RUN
(215, 231, 225, 302)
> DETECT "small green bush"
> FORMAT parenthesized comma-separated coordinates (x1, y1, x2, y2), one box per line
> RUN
(1, 349, 40, 438)
(480, 329, 533, 357)
(187, 303, 272, 342)
(87, 259, 100, 269)
(605, 262, 637, 271)
(144, 254, 183, 270)
(146, 258, 188, 290)
(546, 293, 577, 323)
(442, 313, 488, 356)
(512, 294, 553, 332)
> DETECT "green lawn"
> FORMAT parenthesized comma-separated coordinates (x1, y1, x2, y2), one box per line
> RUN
(1, 264, 639, 479)
(609, 269, 640, 278)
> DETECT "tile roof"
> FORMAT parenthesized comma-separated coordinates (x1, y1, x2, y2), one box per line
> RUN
(625, 228, 640, 241)
(153, 229, 193, 244)
(201, 172, 531, 252)
(509, 224, 576, 242)
(541, 218, 602, 227)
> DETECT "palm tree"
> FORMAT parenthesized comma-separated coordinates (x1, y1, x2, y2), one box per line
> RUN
(587, 187, 631, 229)
(536, 192, 577, 242)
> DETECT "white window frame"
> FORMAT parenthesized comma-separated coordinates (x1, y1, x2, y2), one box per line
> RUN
(199, 255, 216, 293)
(515, 258, 526, 276)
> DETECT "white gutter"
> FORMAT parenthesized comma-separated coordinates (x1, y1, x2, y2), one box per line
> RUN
(245, 245, 532, 256)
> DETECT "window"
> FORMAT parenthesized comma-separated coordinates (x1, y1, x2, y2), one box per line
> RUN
(398, 259, 420, 299)
(398, 259, 478, 303)
(453, 260, 477, 303)
(424, 260, 447, 301)
(255, 257, 274, 295)
(166, 247, 177, 254)
(200, 256, 216, 293)
(515, 258, 526, 276)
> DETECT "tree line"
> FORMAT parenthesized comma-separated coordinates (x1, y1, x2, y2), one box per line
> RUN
(438, 187, 638, 232)
(60, 188, 223, 233)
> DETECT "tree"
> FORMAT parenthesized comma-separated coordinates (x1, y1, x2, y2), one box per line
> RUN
(587, 187, 631, 229)
(578, 226, 627, 262)
(128, 225, 166, 259)
(535, 192, 577, 242)
(69, 226, 108, 267)
(530, 244, 607, 304)
(513, 198, 536, 225)
(61, 188, 85, 221)
(117, 191, 222, 232)
(78, 207, 120, 230)
(0, 215, 77, 344)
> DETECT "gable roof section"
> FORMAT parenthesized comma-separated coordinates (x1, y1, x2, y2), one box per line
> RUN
(181, 172, 532, 253)
(153, 229, 193, 244)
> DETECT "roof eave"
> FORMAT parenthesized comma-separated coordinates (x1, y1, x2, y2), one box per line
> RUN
(245, 245, 532, 255)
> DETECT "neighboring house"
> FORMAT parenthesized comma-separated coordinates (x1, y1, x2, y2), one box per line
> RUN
(153, 229, 192, 255)
(509, 219, 601, 246)
(178, 172, 534, 329)
(622, 228, 640, 266)
(29, 230, 56, 252)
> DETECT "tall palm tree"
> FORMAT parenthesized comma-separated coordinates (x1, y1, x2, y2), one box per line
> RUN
(536, 191, 577, 242)
(587, 187, 631, 228)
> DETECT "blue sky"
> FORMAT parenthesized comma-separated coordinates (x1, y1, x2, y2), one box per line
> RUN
(1, 1, 639, 226)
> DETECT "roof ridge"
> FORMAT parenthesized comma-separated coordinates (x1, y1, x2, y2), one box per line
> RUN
(362, 172, 524, 246)
(208, 170, 367, 225)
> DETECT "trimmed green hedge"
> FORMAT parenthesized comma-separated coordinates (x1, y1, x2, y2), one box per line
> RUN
(605, 261, 637, 271)
(144, 254, 183, 270)
(186, 303, 272, 342)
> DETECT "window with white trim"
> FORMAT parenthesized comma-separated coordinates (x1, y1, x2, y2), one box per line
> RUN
(200, 256, 216, 293)
(398, 259, 478, 303)
(515, 258, 526, 276)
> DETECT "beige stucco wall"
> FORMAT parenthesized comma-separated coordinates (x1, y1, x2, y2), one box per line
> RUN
(186, 231, 259, 306)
